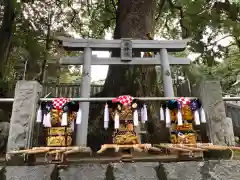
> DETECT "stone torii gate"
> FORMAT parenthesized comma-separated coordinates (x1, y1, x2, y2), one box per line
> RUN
(58, 37, 190, 146)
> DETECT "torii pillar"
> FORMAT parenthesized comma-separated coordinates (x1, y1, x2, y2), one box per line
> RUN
(77, 47, 92, 146)
(160, 48, 174, 97)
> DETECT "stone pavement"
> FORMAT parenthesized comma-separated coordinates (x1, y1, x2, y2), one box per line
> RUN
(1, 160, 240, 180)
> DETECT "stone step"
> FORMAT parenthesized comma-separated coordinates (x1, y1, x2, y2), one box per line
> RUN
(1, 160, 240, 180)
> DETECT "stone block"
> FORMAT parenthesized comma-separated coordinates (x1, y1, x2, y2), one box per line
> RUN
(0, 122, 9, 150)
(2, 160, 240, 180)
(224, 117, 235, 145)
(163, 160, 240, 180)
(114, 162, 159, 180)
(163, 161, 203, 180)
(4, 165, 56, 180)
(59, 164, 108, 180)
(112, 160, 240, 180)
(7, 81, 42, 153)
(0, 166, 5, 179)
(195, 80, 235, 145)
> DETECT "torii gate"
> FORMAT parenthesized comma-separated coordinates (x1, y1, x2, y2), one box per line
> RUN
(58, 37, 190, 146)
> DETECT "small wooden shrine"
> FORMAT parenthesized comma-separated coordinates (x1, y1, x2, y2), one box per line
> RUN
(166, 97, 206, 145)
(39, 98, 80, 147)
(97, 95, 155, 161)
(34, 97, 91, 162)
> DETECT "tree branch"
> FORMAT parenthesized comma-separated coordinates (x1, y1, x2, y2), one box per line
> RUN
(166, 0, 189, 38)
(110, 0, 117, 14)
(69, 7, 77, 24)
(155, 0, 166, 21)
(212, 0, 240, 22)
(209, 35, 233, 46)
(164, 18, 170, 32)
(233, 36, 240, 49)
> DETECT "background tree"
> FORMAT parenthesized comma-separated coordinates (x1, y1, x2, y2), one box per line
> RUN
(0, 0, 18, 79)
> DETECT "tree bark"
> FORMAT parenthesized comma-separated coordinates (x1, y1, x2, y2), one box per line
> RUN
(39, 13, 52, 83)
(102, 0, 158, 97)
(88, 0, 170, 150)
(0, 0, 16, 79)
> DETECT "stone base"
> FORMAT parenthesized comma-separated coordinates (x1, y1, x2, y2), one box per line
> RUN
(0, 165, 57, 180)
(1, 160, 240, 180)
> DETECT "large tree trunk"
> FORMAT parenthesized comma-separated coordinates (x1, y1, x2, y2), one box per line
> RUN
(102, 0, 157, 96)
(88, 0, 169, 150)
(0, 1, 16, 79)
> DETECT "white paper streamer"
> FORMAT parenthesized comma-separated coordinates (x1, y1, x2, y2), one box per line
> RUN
(44, 113, 52, 127)
(61, 112, 68, 126)
(104, 121, 109, 129)
(36, 107, 42, 123)
(114, 113, 119, 129)
(194, 110, 200, 125)
(104, 104, 109, 129)
(200, 108, 206, 123)
(43, 114, 47, 126)
(165, 108, 171, 127)
(177, 110, 183, 126)
(104, 104, 109, 121)
(76, 108, 82, 124)
(142, 105, 148, 122)
(160, 106, 164, 121)
(140, 108, 145, 123)
(133, 110, 139, 126)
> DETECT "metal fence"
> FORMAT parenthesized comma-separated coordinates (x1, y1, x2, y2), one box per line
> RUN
(4, 83, 104, 97)
(41, 83, 104, 97)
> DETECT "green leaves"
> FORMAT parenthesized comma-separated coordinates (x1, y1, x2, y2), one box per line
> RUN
(0, 0, 239, 91)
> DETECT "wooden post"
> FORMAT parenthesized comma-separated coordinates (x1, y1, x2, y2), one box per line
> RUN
(76, 47, 92, 146)
(195, 80, 235, 146)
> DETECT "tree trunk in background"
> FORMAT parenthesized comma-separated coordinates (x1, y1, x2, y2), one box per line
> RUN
(102, 0, 157, 96)
(88, 0, 169, 150)
(0, 1, 16, 79)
